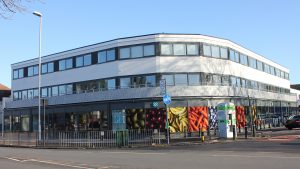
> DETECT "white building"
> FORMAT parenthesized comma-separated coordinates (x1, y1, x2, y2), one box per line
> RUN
(4, 33, 298, 132)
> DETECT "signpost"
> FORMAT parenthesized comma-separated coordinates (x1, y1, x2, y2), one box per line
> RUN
(160, 79, 170, 144)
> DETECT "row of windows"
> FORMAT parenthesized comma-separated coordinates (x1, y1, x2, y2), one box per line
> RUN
(13, 73, 290, 101)
(161, 43, 199, 56)
(13, 42, 289, 80)
(119, 44, 155, 59)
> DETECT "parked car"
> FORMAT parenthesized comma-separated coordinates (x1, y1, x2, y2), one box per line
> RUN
(285, 115, 300, 130)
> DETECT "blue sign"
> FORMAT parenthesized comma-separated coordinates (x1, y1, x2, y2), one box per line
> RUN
(163, 94, 171, 105)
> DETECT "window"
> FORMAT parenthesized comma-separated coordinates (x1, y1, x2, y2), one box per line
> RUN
(221, 75, 230, 85)
(120, 77, 131, 88)
(22, 90, 27, 99)
(48, 62, 54, 73)
(52, 86, 58, 96)
(59, 60, 66, 70)
(184, 44, 197, 55)
(161, 44, 172, 55)
(229, 50, 235, 61)
(285, 72, 289, 80)
(280, 71, 285, 79)
(236, 77, 241, 87)
(264, 64, 270, 74)
(162, 74, 174, 86)
(107, 79, 116, 90)
(13, 70, 19, 79)
(33, 65, 38, 75)
(275, 69, 280, 77)
(203, 44, 211, 56)
(76, 56, 83, 67)
(173, 44, 186, 55)
(188, 74, 200, 85)
(18, 69, 24, 78)
(175, 74, 188, 86)
(28, 67, 34, 77)
(41, 88, 48, 97)
(240, 54, 248, 66)
(230, 76, 237, 86)
(59, 85, 66, 96)
(234, 51, 240, 63)
(65, 58, 73, 69)
(132, 76, 145, 87)
(144, 45, 155, 56)
(18, 91, 22, 100)
(220, 47, 228, 59)
(98, 51, 106, 63)
(120, 48, 130, 59)
(107, 49, 116, 61)
(33, 89, 38, 98)
(84, 54, 91, 66)
(66, 84, 73, 94)
(203, 73, 213, 85)
(270, 66, 275, 75)
(47, 88, 52, 97)
(211, 46, 220, 58)
(212, 74, 221, 85)
(257, 61, 263, 71)
(13, 92, 18, 100)
(42, 63, 47, 74)
(27, 89, 33, 99)
(241, 79, 246, 87)
(146, 75, 156, 87)
(249, 58, 257, 69)
(131, 46, 143, 58)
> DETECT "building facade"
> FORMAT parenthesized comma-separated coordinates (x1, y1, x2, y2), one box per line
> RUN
(5, 33, 298, 133)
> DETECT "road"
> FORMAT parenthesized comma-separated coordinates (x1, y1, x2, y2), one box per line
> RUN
(0, 129, 299, 169)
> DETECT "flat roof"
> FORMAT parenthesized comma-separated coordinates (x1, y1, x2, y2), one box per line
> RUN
(11, 33, 288, 70)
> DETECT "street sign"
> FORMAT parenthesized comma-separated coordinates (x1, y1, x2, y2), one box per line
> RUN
(163, 94, 171, 105)
(159, 79, 166, 95)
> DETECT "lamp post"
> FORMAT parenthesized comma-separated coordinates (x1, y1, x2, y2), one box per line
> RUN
(33, 11, 42, 141)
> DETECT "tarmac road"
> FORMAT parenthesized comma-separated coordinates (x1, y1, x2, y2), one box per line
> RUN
(0, 129, 299, 169)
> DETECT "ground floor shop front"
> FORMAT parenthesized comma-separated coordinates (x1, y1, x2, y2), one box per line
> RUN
(3, 98, 298, 134)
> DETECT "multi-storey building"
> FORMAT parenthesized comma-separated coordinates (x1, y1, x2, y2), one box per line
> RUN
(4, 33, 298, 132)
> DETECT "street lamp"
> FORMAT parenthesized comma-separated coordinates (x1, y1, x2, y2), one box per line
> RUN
(33, 11, 42, 141)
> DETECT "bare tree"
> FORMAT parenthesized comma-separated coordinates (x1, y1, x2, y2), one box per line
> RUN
(0, 0, 33, 19)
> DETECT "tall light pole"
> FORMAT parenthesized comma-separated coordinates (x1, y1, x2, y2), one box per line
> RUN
(33, 11, 42, 141)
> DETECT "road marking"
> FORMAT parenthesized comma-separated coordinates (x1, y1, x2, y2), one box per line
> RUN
(103, 151, 166, 155)
(211, 154, 300, 159)
(3, 157, 94, 169)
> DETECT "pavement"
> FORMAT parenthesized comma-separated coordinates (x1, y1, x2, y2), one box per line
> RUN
(0, 128, 299, 169)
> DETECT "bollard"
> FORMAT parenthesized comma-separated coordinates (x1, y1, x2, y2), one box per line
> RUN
(207, 127, 211, 140)
(233, 126, 236, 140)
(245, 126, 248, 139)
(201, 127, 205, 142)
(252, 125, 256, 137)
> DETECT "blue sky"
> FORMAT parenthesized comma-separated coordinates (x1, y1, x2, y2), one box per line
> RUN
(0, 0, 299, 87)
